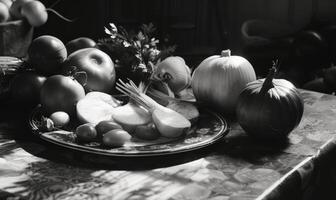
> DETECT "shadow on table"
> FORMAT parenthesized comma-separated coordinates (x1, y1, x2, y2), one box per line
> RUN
(14, 120, 291, 171)
(210, 129, 292, 165)
(16, 137, 215, 170)
(5, 103, 290, 171)
(16, 131, 291, 171)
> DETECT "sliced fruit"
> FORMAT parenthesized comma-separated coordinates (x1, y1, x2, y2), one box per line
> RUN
(76, 91, 121, 124)
(111, 102, 151, 133)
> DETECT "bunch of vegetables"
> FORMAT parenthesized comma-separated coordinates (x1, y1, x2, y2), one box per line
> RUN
(0, 0, 73, 27)
(191, 51, 304, 140)
(5, 17, 306, 146)
(5, 22, 198, 148)
(0, 0, 47, 27)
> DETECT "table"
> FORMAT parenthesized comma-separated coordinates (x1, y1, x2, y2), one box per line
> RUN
(1, 89, 336, 200)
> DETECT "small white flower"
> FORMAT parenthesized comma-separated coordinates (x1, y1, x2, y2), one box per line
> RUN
(137, 31, 145, 40)
(123, 41, 131, 47)
(150, 38, 159, 46)
(149, 49, 160, 60)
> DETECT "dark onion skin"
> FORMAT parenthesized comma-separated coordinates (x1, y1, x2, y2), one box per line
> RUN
(236, 67, 304, 140)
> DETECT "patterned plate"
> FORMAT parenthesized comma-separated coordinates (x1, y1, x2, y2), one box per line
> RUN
(29, 106, 229, 157)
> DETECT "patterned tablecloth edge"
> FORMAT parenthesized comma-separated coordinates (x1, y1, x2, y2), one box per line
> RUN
(256, 136, 336, 200)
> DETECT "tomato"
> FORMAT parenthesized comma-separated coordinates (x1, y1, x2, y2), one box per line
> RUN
(102, 129, 131, 147)
(21, 0, 47, 27)
(28, 35, 67, 75)
(10, 72, 46, 108)
(75, 123, 97, 142)
(40, 75, 85, 116)
(95, 120, 122, 139)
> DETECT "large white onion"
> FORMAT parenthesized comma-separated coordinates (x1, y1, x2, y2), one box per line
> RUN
(191, 49, 256, 116)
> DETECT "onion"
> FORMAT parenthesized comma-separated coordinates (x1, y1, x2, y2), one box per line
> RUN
(236, 64, 304, 140)
(191, 49, 256, 116)
(116, 80, 191, 138)
(155, 56, 191, 94)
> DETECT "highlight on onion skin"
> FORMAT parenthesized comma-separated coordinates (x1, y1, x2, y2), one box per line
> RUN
(236, 65, 304, 140)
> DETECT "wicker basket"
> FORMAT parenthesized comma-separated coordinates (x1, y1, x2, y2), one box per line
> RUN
(0, 19, 33, 58)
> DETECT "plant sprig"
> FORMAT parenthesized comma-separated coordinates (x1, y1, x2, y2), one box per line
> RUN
(97, 22, 176, 84)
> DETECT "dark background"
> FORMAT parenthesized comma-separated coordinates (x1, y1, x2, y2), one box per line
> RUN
(37, 0, 229, 68)
(35, 0, 336, 90)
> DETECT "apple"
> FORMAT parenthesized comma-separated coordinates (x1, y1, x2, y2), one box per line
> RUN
(63, 48, 116, 93)
(9, 0, 32, 19)
(66, 37, 97, 55)
(28, 35, 67, 75)
(0, 2, 9, 22)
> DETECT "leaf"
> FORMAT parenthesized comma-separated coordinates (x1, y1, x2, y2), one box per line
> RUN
(73, 71, 87, 86)
(97, 22, 176, 83)
(63, 66, 78, 76)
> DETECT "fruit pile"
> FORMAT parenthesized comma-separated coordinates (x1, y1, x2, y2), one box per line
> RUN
(0, 0, 47, 27)
(6, 19, 305, 145)
(8, 32, 197, 147)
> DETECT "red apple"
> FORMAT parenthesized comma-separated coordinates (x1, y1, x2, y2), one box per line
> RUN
(63, 48, 115, 93)
(66, 37, 97, 55)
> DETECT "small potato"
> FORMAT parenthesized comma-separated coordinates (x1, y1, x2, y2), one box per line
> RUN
(134, 123, 160, 140)
(50, 111, 70, 128)
(75, 123, 97, 142)
(95, 120, 122, 139)
(102, 129, 131, 147)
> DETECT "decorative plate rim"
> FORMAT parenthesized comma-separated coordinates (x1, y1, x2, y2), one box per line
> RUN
(29, 106, 229, 157)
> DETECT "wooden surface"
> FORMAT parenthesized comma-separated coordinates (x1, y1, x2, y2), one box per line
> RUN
(1, 89, 336, 199)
